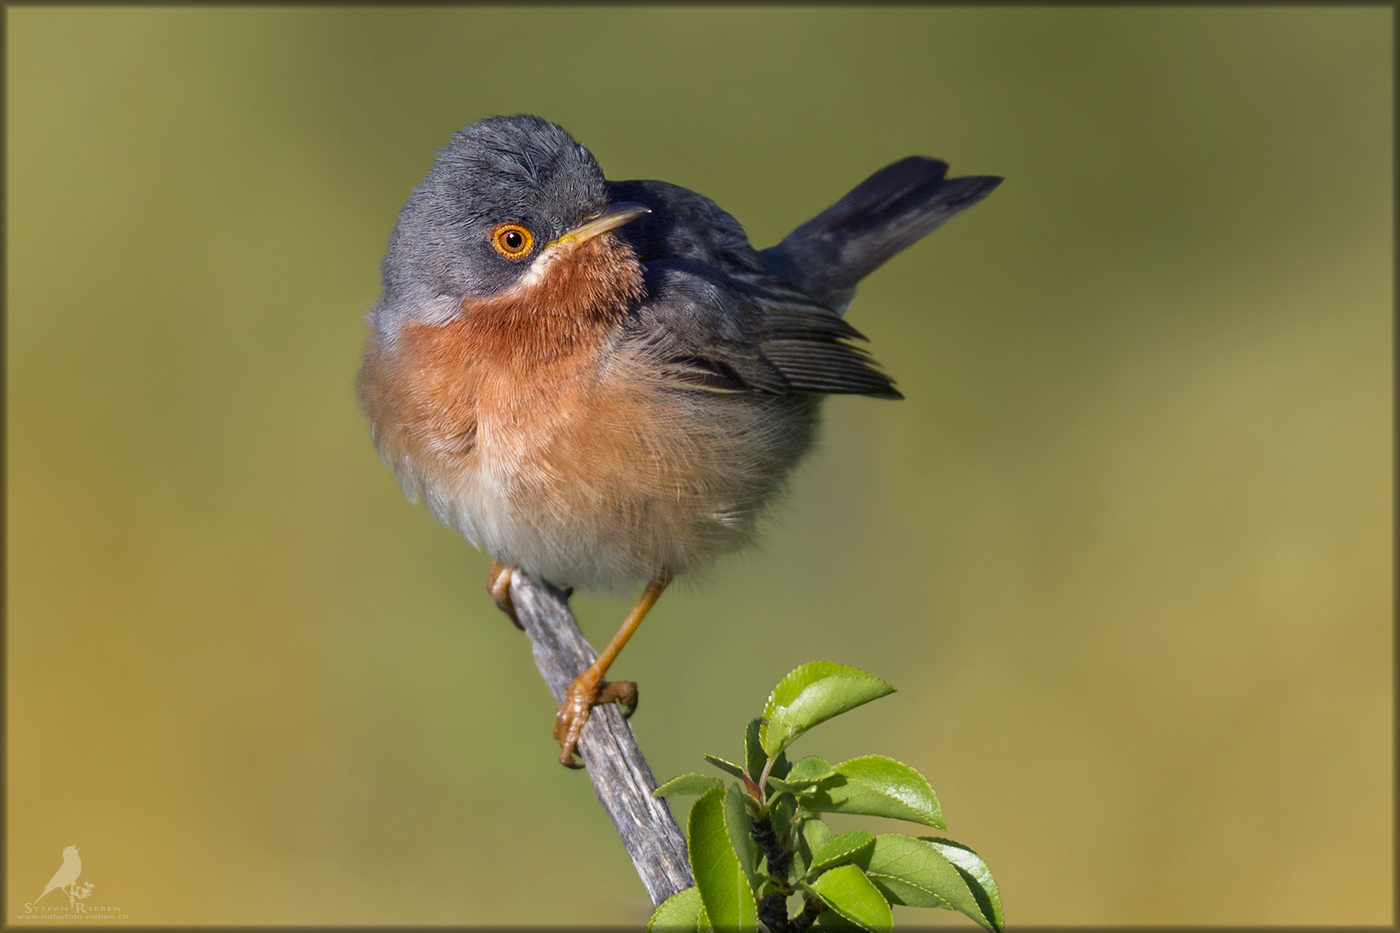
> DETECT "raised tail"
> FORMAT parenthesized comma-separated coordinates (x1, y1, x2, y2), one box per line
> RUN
(762, 157, 1001, 313)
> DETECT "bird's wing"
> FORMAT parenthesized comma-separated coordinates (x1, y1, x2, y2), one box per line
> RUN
(619, 260, 786, 394)
(610, 179, 901, 399)
(620, 258, 901, 399)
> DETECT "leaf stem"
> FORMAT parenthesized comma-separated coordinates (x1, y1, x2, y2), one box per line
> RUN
(751, 812, 793, 891)
(757, 891, 788, 932)
(788, 897, 826, 933)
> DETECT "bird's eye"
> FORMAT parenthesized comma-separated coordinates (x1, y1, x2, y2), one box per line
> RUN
(491, 224, 534, 259)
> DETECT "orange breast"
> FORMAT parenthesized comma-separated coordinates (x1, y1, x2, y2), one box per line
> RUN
(357, 230, 644, 475)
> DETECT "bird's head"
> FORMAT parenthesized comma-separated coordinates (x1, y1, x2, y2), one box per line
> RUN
(373, 114, 649, 338)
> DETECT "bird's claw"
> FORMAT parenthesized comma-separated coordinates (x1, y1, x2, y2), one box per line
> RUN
(554, 678, 594, 768)
(487, 561, 522, 630)
(553, 674, 640, 768)
(596, 678, 639, 720)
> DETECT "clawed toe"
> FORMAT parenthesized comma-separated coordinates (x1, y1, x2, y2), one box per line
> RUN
(487, 561, 522, 630)
(595, 679, 639, 720)
(552, 675, 641, 767)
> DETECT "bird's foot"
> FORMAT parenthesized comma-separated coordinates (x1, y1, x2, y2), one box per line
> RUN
(553, 671, 639, 769)
(487, 561, 521, 630)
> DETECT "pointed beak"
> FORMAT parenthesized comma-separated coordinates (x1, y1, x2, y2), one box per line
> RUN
(551, 202, 650, 248)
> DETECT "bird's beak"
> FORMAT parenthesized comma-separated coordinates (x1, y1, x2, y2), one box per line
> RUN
(551, 202, 650, 248)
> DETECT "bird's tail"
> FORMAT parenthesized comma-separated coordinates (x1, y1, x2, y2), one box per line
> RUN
(762, 157, 1001, 313)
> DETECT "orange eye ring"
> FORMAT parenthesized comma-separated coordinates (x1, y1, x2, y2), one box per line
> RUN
(491, 223, 534, 259)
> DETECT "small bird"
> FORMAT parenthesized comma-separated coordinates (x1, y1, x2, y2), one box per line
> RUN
(358, 115, 999, 767)
(33, 844, 81, 906)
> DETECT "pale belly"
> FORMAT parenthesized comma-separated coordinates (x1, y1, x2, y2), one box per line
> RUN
(414, 371, 819, 591)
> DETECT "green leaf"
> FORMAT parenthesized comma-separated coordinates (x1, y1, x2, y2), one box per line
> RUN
(769, 793, 797, 837)
(724, 783, 761, 893)
(813, 909, 868, 932)
(863, 871, 951, 911)
(855, 834, 1001, 933)
(809, 865, 893, 933)
(810, 831, 876, 874)
(771, 756, 835, 794)
(766, 777, 811, 797)
(648, 886, 703, 932)
(922, 837, 1004, 932)
(655, 774, 725, 798)
(805, 755, 944, 829)
(697, 904, 711, 933)
(740, 718, 790, 783)
(761, 663, 895, 756)
(744, 719, 791, 798)
(793, 816, 833, 880)
(801, 816, 833, 855)
(703, 755, 749, 781)
(786, 756, 835, 784)
(744, 719, 766, 783)
(688, 787, 758, 931)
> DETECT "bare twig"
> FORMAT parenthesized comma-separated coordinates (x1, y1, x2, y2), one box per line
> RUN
(508, 571, 694, 907)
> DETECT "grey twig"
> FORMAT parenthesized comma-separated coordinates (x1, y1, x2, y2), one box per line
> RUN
(508, 571, 694, 907)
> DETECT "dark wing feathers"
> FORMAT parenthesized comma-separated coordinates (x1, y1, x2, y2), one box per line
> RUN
(760, 302, 865, 341)
(609, 178, 905, 400)
(752, 294, 900, 399)
(760, 338, 902, 400)
(622, 259, 900, 399)
(623, 260, 791, 396)
(657, 356, 751, 394)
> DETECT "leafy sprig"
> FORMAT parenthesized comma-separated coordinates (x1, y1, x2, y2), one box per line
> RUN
(649, 662, 1003, 933)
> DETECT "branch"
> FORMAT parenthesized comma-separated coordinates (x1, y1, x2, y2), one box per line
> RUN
(508, 570, 694, 907)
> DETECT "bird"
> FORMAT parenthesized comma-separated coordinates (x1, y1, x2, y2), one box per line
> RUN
(33, 845, 81, 906)
(358, 114, 1000, 768)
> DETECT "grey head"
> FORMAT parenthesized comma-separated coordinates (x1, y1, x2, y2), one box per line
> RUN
(372, 115, 610, 335)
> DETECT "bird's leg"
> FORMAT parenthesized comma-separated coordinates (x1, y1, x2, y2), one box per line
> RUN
(554, 574, 671, 769)
(487, 560, 522, 630)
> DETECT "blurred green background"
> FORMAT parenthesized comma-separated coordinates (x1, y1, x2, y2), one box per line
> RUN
(7, 6, 1391, 926)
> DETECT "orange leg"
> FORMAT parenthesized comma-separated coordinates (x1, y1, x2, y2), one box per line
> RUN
(554, 575, 671, 768)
